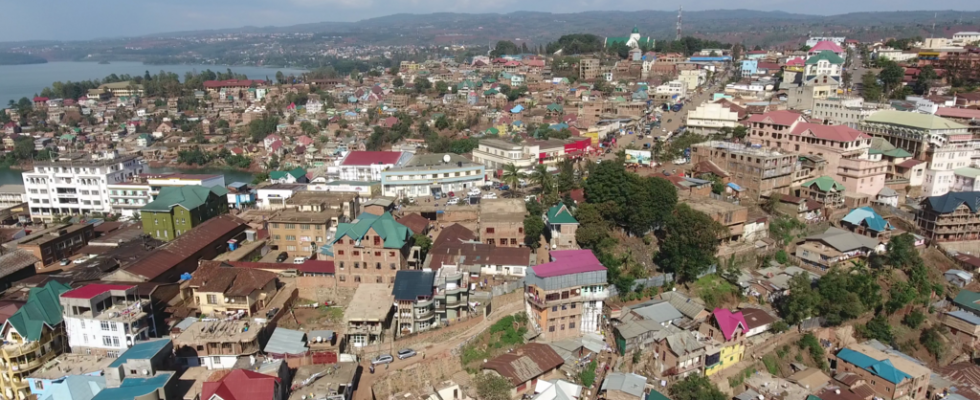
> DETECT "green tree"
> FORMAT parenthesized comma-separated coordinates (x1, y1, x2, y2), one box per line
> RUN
(393, 77, 404, 88)
(861, 71, 883, 102)
(920, 326, 946, 359)
(523, 215, 546, 249)
(878, 59, 905, 95)
(575, 203, 616, 252)
(13, 136, 35, 161)
(529, 164, 555, 195)
(300, 121, 318, 135)
(413, 77, 432, 93)
(625, 177, 677, 236)
(435, 80, 449, 95)
(434, 115, 450, 130)
(777, 273, 819, 324)
(886, 233, 919, 269)
(902, 310, 926, 329)
(474, 373, 513, 400)
(732, 125, 748, 139)
(669, 375, 726, 400)
(859, 314, 893, 342)
(412, 233, 432, 260)
(275, 71, 285, 84)
(500, 164, 524, 195)
(654, 204, 726, 282)
(556, 159, 576, 193)
(490, 41, 520, 58)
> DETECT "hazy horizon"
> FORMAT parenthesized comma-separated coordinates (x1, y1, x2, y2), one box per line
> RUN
(4, 1, 980, 42)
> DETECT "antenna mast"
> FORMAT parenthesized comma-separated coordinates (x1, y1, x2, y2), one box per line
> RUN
(676, 7, 682, 41)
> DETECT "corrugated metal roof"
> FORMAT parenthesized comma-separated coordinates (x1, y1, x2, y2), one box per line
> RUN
(264, 327, 309, 356)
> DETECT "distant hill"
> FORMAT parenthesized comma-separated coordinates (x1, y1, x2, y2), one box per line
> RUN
(0, 52, 47, 65)
(143, 9, 980, 46)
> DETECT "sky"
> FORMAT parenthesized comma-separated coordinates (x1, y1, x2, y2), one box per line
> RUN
(3, 0, 980, 42)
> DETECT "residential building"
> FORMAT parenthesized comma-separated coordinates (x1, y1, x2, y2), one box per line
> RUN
(268, 210, 334, 258)
(89, 372, 174, 400)
(28, 372, 107, 400)
(60, 284, 154, 357)
(840, 206, 894, 240)
(480, 199, 526, 247)
(392, 270, 436, 337)
(700, 309, 747, 377)
(795, 227, 883, 269)
(325, 212, 413, 285)
(812, 97, 886, 125)
(13, 223, 94, 268)
(834, 343, 930, 400)
(579, 59, 600, 81)
(256, 183, 306, 210)
(943, 310, 980, 348)
(612, 301, 683, 355)
(952, 31, 980, 46)
(0, 251, 38, 292)
(472, 138, 588, 172)
(433, 265, 470, 322)
(0, 281, 71, 400)
(799, 176, 846, 208)
(269, 167, 308, 184)
(678, 69, 704, 91)
(140, 185, 229, 242)
(107, 182, 151, 217)
(685, 101, 741, 134)
(172, 318, 266, 369)
(0, 185, 26, 209)
(917, 191, 980, 242)
(685, 197, 749, 242)
(144, 173, 225, 199)
(544, 203, 578, 250)
(225, 182, 255, 210)
(338, 151, 409, 182)
(425, 241, 532, 278)
(188, 262, 278, 317)
(649, 327, 706, 379)
(102, 338, 173, 389)
(862, 110, 971, 169)
(805, 51, 844, 82)
(690, 141, 797, 200)
(381, 153, 486, 198)
(23, 152, 144, 221)
(784, 77, 836, 111)
(481, 343, 564, 397)
(525, 250, 608, 341)
(202, 369, 283, 400)
(344, 284, 393, 349)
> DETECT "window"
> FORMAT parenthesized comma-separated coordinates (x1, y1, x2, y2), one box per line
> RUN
(338, 250, 344, 256)
(374, 236, 381, 246)
(111, 322, 118, 331)
(552, 306, 557, 312)
(390, 263, 396, 269)
(354, 262, 360, 269)
(354, 276, 361, 283)
(549, 326, 555, 332)
(212, 356, 221, 365)
(112, 337, 120, 347)
(569, 322, 575, 329)
(376, 262, 381, 269)
(389, 251, 395, 257)
(301, 224, 310, 230)
(353, 250, 360, 256)
(207, 295, 218, 304)
(339, 262, 345, 270)
(83, 334, 88, 344)
(376, 276, 383, 283)
(285, 224, 296, 229)
(286, 235, 296, 241)
(101, 321, 111, 331)
(486, 227, 495, 234)
(103, 336, 113, 346)
(339, 275, 346, 282)
(374, 251, 381, 256)
(510, 238, 517, 245)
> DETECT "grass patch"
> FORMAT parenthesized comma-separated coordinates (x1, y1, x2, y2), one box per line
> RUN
(693, 274, 739, 309)
(762, 354, 779, 375)
(459, 313, 529, 367)
(325, 307, 344, 322)
(728, 367, 756, 388)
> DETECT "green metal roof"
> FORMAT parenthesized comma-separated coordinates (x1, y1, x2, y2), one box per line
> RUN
(5, 281, 71, 341)
(331, 212, 412, 249)
(141, 185, 228, 213)
(954, 290, 980, 314)
(269, 167, 307, 181)
(954, 167, 980, 179)
(805, 51, 844, 65)
(802, 176, 845, 192)
(546, 204, 578, 224)
(547, 103, 564, 113)
(865, 110, 969, 131)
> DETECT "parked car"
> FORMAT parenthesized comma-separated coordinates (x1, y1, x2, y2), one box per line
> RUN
(397, 349, 417, 360)
(499, 185, 510, 191)
(448, 191, 455, 197)
(372, 354, 394, 365)
(483, 192, 497, 199)
(446, 197, 460, 205)
(60, 258, 71, 266)
(276, 252, 289, 263)
(468, 188, 481, 196)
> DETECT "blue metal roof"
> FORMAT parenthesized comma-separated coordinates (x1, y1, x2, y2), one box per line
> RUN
(947, 310, 980, 326)
(727, 182, 743, 191)
(91, 372, 173, 400)
(841, 206, 893, 233)
(109, 339, 171, 368)
(836, 348, 912, 384)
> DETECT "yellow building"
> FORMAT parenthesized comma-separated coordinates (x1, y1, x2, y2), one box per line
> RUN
(700, 308, 747, 377)
(0, 281, 71, 400)
(188, 262, 279, 317)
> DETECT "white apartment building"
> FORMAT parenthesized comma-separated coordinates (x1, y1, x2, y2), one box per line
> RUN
(337, 151, 410, 182)
(23, 152, 144, 221)
(60, 284, 154, 358)
(380, 153, 485, 198)
(306, 99, 324, 115)
(812, 97, 886, 125)
(953, 168, 980, 192)
(806, 37, 846, 47)
(256, 183, 307, 210)
(144, 173, 225, 198)
(686, 102, 740, 133)
(952, 31, 980, 46)
(923, 136, 973, 197)
(874, 48, 918, 62)
(472, 139, 572, 173)
(107, 183, 151, 217)
(0, 184, 27, 208)
(655, 80, 687, 97)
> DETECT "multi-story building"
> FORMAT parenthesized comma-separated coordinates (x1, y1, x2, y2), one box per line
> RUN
(917, 191, 980, 242)
(337, 151, 409, 182)
(344, 284, 394, 349)
(326, 212, 413, 285)
(140, 185, 229, 242)
(268, 210, 334, 259)
(392, 270, 436, 337)
(685, 198, 750, 242)
(472, 138, 589, 172)
(22, 152, 144, 221)
(107, 182, 151, 217)
(952, 31, 980, 46)
(60, 284, 154, 358)
(804, 51, 844, 82)
(685, 102, 740, 134)
(143, 173, 225, 199)
(433, 265, 470, 322)
(579, 59, 600, 81)
(479, 199, 526, 247)
(690, 141, 797, 200)
(700, 309, 747, 377)
(835, 343, 930, 400)
(524, 250, 608, 341)
(189, 262, 279, 317)
(544, 204, 579, 250)
(13, 223, 94, 268)
(812, 97, 886, 125)
(381, 153, 485, 198)
(0, 281, 71, 400)
(0, 185, 26, 209)
(172, 319, 265, 370)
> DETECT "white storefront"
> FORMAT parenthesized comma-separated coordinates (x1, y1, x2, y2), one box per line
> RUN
(381, 153, 485, 198)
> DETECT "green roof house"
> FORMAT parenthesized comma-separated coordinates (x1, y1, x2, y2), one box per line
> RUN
(324, 212, 413, 269)
(546, 103, 564, 115)
(545, 204, 579, 250)
(269, 167, 308, 184)
(801, 176, 846, 207)
(140, 186, 229, 241)
(0, 280, 71, 396)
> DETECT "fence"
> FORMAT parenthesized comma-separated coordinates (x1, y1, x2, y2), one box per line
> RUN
(491, 279, 524, 297)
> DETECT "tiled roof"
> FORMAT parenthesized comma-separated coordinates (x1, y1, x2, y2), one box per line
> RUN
(331, 212, 411, 249)
(836, 348, 912, 385)
(433, 223, 477, 247)
(141, 185, 228, 212)
(805, 51, 845, 65)
(0, 249, 38, 280)
(188, 262, 277, 297)
(341, 151, 402, 166)
(201, 369, 280, 400)
(4, 281, 71, 341)
(531, 250, 606, 278)
(123, 215, 247, 281)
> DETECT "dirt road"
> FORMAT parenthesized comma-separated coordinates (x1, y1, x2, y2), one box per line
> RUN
(352, 298, 526, 400)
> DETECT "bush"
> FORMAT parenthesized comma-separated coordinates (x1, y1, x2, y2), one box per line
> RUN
(798, 333, 827, 369)
(920, 327, 946, 360)
(859, 314, 893, 343)
(775, 249, 789, 264)
(579, 360, 597, 387)
(771, 320, 790, 334)
(902, 310, 926, 329)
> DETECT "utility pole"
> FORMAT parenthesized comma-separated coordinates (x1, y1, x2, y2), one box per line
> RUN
(676, 7, 683, 41)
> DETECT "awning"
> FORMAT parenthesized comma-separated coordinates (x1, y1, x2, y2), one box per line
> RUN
(727, 182, 743, 192)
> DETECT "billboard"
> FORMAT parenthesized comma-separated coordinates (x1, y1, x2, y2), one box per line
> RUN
(625, 149, 652, 165)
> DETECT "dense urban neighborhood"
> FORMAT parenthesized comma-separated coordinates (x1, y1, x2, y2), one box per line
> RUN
(2, 22, 980, 400)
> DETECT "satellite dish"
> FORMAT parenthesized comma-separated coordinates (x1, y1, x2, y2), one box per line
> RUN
(443, 154, 451, 163)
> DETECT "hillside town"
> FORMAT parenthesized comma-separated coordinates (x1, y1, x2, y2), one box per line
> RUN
(1, 27, 980, 400)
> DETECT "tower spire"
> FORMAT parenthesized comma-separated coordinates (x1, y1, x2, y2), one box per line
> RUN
(676, 6, 682, 41)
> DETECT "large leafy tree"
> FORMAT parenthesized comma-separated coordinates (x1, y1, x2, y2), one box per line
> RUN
(654, 204, 725, 282)
(861, 71, 883, 102)
(529, 164, 555, 195)
(624, 177, 677, 235)
(669, 375, 726, 400)
(523, 215, 546, 249)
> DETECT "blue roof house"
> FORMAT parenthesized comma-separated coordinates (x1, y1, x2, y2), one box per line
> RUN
(834, 345, 929, 398)
(840, 206, 894, 239)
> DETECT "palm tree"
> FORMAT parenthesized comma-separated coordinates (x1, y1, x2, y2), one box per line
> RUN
(500, 163, 524, 195)
(529, 164, 555, 195)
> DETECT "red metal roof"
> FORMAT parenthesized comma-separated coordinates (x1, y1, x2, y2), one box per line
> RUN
(713, 308, 747, 341)
(61, 284, 134, 299)
(201, 369, 280, 400)
(298, 260, 335, 274)
(810, 41, 844, 54)
(531, 250, 605, 278)
(203, 79, 260, 89)
(936, 107, 980, 120)
(341, 151, 402, 166)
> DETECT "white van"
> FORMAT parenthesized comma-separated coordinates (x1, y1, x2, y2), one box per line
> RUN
(293, 257, 308, 264)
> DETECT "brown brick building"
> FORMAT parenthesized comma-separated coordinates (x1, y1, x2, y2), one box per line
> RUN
(268, 210, 335, 259)
(14, 223, 94, 269)
(327, 212, 413, 285)
(479, 199, 526, 247)
(690, 141, 797, 200)
(917, 191, 980, 242)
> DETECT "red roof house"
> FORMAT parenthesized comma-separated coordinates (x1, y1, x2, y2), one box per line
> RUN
(201, 369, 281, 400)
(531, 250, 605, 278)
(712, 308, 748, 341)
(341, 151, 402, 166)
(809, 41, 844, 55)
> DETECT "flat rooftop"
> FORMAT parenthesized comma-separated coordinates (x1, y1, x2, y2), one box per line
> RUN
(173, 319, 263, 345)
(259, 183, 307, 191)
(685, 197, 746, 214)
(345, 284, 394, 322)
(285, 191, 357, 205)
(32, 153, 140, 168)
(14, 223, 91, 247)
(387, 153, 482, 172)
(288, 363, 359, 400)
(480, 199, 526, 223)
(694, 141, 792, 157)
(28, 353, 116, 380)
(269, 210, 336, 224)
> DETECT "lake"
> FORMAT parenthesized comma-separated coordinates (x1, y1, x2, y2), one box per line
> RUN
(0, 166, 256, 186)
(0, 61, 307, 106)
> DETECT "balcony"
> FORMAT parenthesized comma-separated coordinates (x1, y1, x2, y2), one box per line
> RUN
(415, 298, 434, 308)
